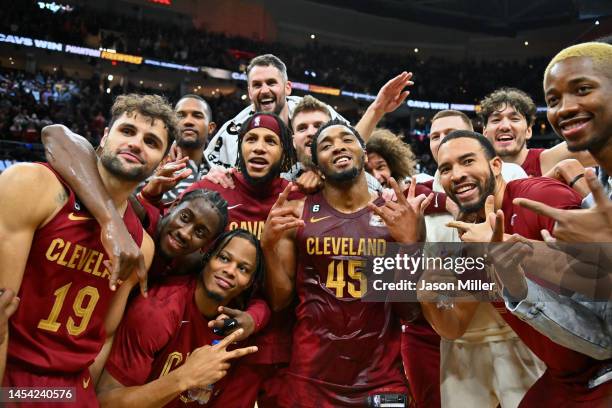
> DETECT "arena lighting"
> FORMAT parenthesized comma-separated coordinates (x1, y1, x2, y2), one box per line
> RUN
(0, 32, 549, 112)
(595, 20, 600, 25)
(107, 74, 113, 81)
(148, 0, 172, 5)
(144, 58, 198, 72)
(309, 84, 341, 96)
(38, 2, 74, 13)
(101, 50, 142, 65)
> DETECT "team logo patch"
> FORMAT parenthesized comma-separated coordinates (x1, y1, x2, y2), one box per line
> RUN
(369, 214, 386, 227)
(312, 204, 320, 213)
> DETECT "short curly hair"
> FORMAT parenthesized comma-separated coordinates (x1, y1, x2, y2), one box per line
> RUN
(479, 88, 536, 127)
(366, 128, 416, 180)
(109, 94, 178, 154)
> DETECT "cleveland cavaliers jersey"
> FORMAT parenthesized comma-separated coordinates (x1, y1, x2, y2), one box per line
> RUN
(286, 192, 407, 407)
(521, 148, 545, 177)
(7, 163, 144, 375)
(185, 172, 303, 365)
(106, 276, 231, 407)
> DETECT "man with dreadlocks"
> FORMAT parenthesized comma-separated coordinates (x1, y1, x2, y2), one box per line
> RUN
(38, 110, 277, 406)
(181, 111, 303, 407)
(97, 229, 263, 407)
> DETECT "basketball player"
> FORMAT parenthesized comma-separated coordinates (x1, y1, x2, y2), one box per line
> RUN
(42, 126, 271, 350)
(480, 87, 595, 177)
(438, 130, 610, 407)
(205, 71, 413, 193)
(0, 94, 176, 404)
(204, 54, 344, 170)
(160, 94, 216, 203)
(97, 229, 261, 407)
(179, 112, 301, 406)
(502, 41, 612, 363)
(261, 119, 426, 407)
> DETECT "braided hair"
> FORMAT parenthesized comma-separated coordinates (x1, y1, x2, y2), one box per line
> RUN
(180, 189, 228, 234)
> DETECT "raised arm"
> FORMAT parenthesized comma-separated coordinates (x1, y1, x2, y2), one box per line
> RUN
(355, 72, 413, 141)
(97, 329, 257, 408)
(41, 124, 147, 294)
(89, 232, 155, 386)
(260, 184, 305, 311)
(0, 163, 65, 383)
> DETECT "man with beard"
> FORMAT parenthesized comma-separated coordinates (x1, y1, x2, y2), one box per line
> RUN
(171, 112, 301, 407)
(0, 94, 176, 403)
(40, 131, 272, 386)
(286, 95, 382, 193)
(438, 131, 610, 407)
(159, 94, 216, 203)
(481, 87, 594, 177)
(499, 41, 612, 361)
(97, 229, 262, 407)
(204, 54, 343, 169)
(261, 119, 425, 407)
(418, 111, 543, 408)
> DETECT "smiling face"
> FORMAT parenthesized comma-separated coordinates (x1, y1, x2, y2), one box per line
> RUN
(315, 124, 365, 184)
(545, 56, 612, 153)
(175, 97, 213, 150)
(248, 65, 291, 115)
(203, 236, 256, 303)
(99, 111, 168, 182)
(158, 198, 222, 258)
(366, 152, 391, 186)
(438, 137, 501, 214)
(483, 104, 532, 160)
(292, 109, 330, 166)
(240, 126, 283, 184)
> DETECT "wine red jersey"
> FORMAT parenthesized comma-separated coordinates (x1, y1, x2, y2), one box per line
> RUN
(498, 177, 608, 387)
(283, 192, 407, 407)
(185, 172, 303, 365)
(106, 275, 240, 407)
(7, 163, 143, 375)
(520, 148, 545, 177)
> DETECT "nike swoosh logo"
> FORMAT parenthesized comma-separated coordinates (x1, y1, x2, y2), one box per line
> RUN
(68, 212, 93, 221)
(82, 376, 91, 389)
(310, 216, 331, 223)
(228, 204, 242, 210)
(180, 320, 190, 325)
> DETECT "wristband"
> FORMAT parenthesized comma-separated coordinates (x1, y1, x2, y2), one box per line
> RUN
(569, 173, 585, 188)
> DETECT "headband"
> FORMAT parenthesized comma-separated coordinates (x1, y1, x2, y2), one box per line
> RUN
(244, 113, 281, 136)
